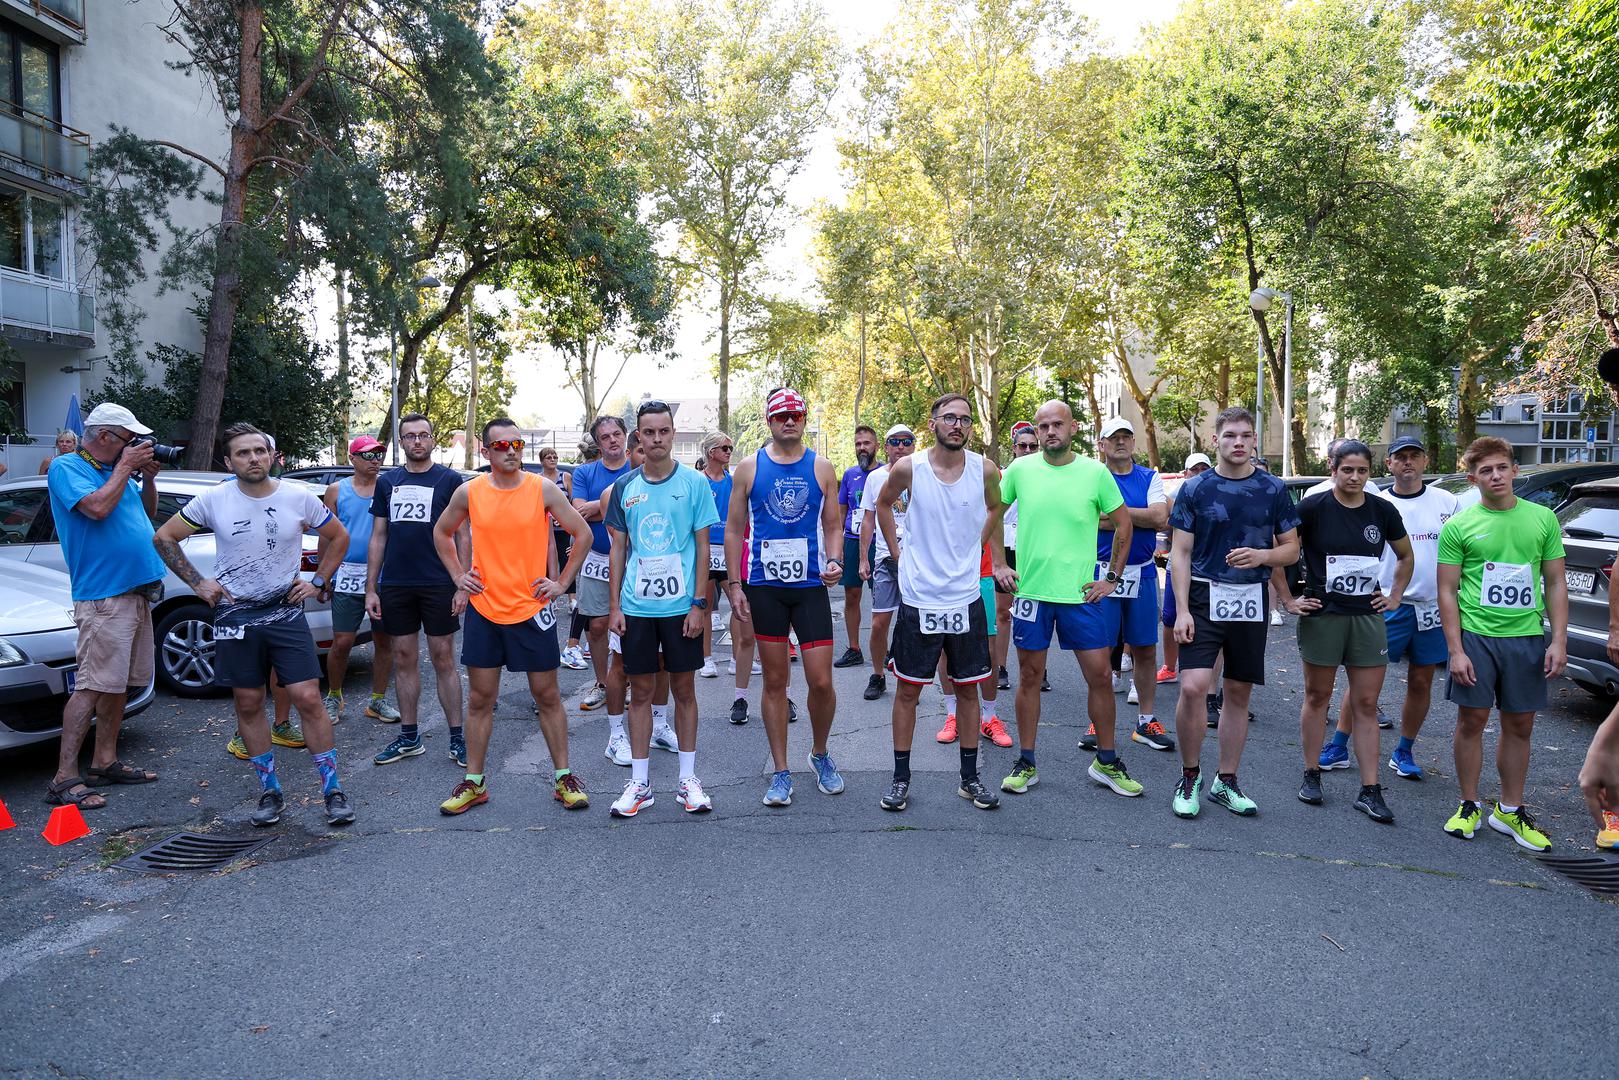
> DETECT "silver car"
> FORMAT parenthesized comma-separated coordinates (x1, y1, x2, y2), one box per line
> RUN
(0, 471, 355, 697)
(0, 561, 155, 751)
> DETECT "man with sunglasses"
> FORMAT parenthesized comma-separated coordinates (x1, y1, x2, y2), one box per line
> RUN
(571, 415, 634, 723)
(726, 387, 847, 806)
(994, 421, 1041, 691)
(432, 418, 595, 815)
(835, 425, 880, 669)
(315, 436, 398, 726)
(366, 414, 471, 768)
(858, 424, 916, 701)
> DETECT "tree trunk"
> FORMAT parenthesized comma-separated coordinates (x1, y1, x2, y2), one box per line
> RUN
(462, 303, 479, 470)
(1424, 404, 1449, 471)
(334, 267, 350, 460)
(1456, 355, 1480, 449)
(1332, 374, 1347, 441)
(717, 277, 731, 435)
(1216, 350, 1230, 411)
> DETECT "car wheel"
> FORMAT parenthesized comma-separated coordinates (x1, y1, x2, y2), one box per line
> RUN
(154, 603, 221, 697)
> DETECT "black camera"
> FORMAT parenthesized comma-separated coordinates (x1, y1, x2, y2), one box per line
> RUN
(127, 434, 185, 466)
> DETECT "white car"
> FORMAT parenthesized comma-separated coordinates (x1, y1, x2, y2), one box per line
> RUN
(0, 471, 359, 697)
(0, 561, 155, 751)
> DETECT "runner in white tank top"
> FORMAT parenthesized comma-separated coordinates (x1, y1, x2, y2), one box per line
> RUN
(899, 447, 987, 608)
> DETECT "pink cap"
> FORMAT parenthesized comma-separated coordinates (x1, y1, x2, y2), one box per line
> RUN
(349, 435, 384, 454)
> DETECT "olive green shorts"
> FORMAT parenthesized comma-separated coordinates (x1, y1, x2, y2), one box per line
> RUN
(1296, 612, 1388, 668)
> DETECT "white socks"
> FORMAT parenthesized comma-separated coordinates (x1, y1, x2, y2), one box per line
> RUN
(983, 700, 997, 722)
(651, 704, 670, 728)
(609, 713, 626, 739)
(632, 757, 649, 784)
(944, 693, 957, 714)
(679, 750, 696, 781)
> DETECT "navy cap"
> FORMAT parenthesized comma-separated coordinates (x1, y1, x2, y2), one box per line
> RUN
(1388, 435, 1425, 454)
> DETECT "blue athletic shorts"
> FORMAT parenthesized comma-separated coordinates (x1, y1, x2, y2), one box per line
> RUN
(1384, 604, 1447, 666)
(1111, 567, 1159, 648)
(1011, 596, 1116, 652)
(461, 603, 561, 672)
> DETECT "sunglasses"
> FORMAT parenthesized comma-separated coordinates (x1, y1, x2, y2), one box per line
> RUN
(637, 399, 670, 418)
(887, 436, 914, 447)
(713, 445, 733, 453)
(353, 449, 386, 461)
(487, 439, 525, 453)
(771, 411, 805, 423)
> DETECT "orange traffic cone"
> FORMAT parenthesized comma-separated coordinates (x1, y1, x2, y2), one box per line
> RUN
(42, 803, 89, 845)
(0, 796, 14, 831)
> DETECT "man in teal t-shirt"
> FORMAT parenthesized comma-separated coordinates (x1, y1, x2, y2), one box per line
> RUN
(1436, 437, 1567, 852)
(990, 399, 1134, 799)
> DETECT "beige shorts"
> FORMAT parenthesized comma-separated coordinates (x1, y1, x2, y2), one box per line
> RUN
(73, 594, 154, 694)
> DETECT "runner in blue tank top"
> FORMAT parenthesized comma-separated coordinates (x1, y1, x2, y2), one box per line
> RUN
(316, 436, 398, 724)
(724, 387, 847, 807)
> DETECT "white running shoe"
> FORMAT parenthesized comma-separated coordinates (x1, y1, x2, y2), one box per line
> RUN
(677, 777, 713, 813)
(651, 723, 681, 753)
(711, 613, 725, 632)
(610, 779, 654, 817)
(1127, 682, 1139, 705)
(580, 639, 592, 659)
(1270, 608, 1285, 626)
(560, 645, 588, 670)
(729, 658, 739, 676)
(698, 658, 718, 678)
(1120, 653, 1134, 673)
(604, 731, 632, 766)
(1112, 673, 1128, 693)
(752, 659, 762, 675)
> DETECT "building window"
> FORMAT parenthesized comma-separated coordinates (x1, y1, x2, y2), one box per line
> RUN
(0, 182, 62, 278)
(0, 23, 60, 122)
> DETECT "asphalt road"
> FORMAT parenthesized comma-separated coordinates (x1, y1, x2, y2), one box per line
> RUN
(1, 595, 1615, 1079)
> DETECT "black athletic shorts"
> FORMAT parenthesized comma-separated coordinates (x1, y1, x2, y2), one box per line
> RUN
(553, 529, 575, 594)
(378, 583, 461, 637)
(1179, 579, 1269, 685)
(214, 614, 322, 689)
(461, 603, 560, 673)
(621, 614, 704, 676)
(891, 600, 992, 684)
(742, 584, 834, 649)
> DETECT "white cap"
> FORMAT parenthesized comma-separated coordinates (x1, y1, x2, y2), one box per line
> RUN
(1100, 417, 1134, 438)
(884, 424, 913, 439)
(83, 402, 152, 435)
(1185, 452, 1213, 470)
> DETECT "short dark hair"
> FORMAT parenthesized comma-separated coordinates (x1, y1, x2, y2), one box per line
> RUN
(482, 416, 519, 442)
(627, 430, 641, 448)
(931, 392, 971, 417)
(222, 422, 270, 453)
(854, 424, 877, 440)
(399, 412, 432, 431)
(636, 399, 673, 424)
(591, 414, 626, 439)
(1599, 348, 1619, 386)
(1215, 406, 1255, 434)
(1328, 439, 1373, 469)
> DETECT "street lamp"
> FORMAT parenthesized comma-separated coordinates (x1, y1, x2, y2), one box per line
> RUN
(1249, 287, 1296, 476)
(389, 274, 442, 465)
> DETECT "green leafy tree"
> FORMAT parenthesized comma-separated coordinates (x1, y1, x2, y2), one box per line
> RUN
(401, 307, 518, 449)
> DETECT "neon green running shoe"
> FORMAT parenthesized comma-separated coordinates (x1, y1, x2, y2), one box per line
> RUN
(270, 718, 306, 749)
(1488, 803, 1551, 851)
(1000, 758, 1038, 794)
(1088, 757, 1143, 797)
(1443, 800, 1482, 839)
(1209, 776, 1258, 816)
(1172, 773, 1202, 818)
(226, 733, 249, 760)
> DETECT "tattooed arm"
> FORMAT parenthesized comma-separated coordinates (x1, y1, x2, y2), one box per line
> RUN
(153, 514, 231, 606)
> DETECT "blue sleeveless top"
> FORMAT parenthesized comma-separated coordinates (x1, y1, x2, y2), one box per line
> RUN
(707, 470, 732, 545)
(746, 448, 822, 588)
(335, 477, 374, 563)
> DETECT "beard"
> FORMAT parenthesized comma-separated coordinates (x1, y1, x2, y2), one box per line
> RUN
(857, 450, 875, 469)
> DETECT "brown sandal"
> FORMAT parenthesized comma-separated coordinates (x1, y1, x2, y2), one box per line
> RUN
(45, 776, 108, 810)
(85, 760, 158, 786)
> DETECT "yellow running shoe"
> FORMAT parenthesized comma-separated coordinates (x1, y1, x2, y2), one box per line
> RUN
(553, 772, 589, 810)
(226, 733, 250, 760)
(1443, 800, 1482, 839)
(440, 778, 489, 816)
(1488, 803, 1551, 851)
(1596, 810, 1619, 850)
(270, 719, 306, 748)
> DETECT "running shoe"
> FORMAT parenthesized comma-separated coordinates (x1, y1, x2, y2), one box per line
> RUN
(1488, 803, 1551, 851)
(808, 751, 844, 795)
(1318, 742, 1351, 771)
(1205, 695, 1220, 728)
(1298, 769, 1324, 805)
(1156, 665, 1177, 684)
(580, 683, 607, 710)
(833, 647, 864, 668)
(881, 778, 910, 811)
(698, 659, 718, 679)
(1000, 758, 1038, 794)
(711, 612, 725, 632)
(752, 659, 762, 675)
(936, 714, 958, 743)
(1112, 673, 1128, 693)
(580, 639, 592, 659)
(763, 770, 793, 806)
(1270, 608, 1284, 626)
(227, 733, 250, 761)
(997, 665, 1011, 690)
(1088, 757, 1144, 797)
(1132, 718, 1174, 752)
(1597, 810, 1619, 850)
(863, 674, 886, 701)
(271, 718, 306, 748)
(1387, 747, 1423, 780)
(605, 731, 632, 766)
(1444, 800, 1482, 839)
(1120, 653, 1134, 673)
(729, 699, 749, 725)
(789, 643, 800, 662)
(560, 645, 589, 670)
(651, 723, 680, 753)
(251, 789, 284, 827)
(787, 699, 800, 724)
(677, 777, 713, 813)
(553, 772, 589, 810)
(610, 779, 654, 817)
(982, 717, 1014, 748)
(1171, 773, 1202, 819)
(1040, 673, 1051, 692)
(1126, 682, 1139, 705)
(374, 735, 425, 765)
(958, 776, 1000, 809)
(365, 697, 402, 722)
(1209, 776, 1258, 816)
(440, 778, 488, 815)
(323, 692, 344, 724)
(325, 789, 356, 826)
(1078, 721, 1097, 751)
(1376, 707, 1393, 730)
(449, 732, 467, 768)
(1354, 785, 1394, 824)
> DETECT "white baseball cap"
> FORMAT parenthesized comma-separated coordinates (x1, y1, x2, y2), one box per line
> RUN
(83, 402, 152, 435)
(1185, 452, 1213, 470)
(884, 424, 913, 440)
(1100, 417, 1134, 438)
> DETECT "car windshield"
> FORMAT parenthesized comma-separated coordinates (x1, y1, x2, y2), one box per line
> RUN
(1435, 475, 1475, 494)
(1557, 495, 1619, 539)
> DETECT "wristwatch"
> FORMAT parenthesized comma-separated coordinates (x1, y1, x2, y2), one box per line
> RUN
(311, 575, 327, 589)
(692, 598, 709, 610)
(1102, 569, 1121, 584)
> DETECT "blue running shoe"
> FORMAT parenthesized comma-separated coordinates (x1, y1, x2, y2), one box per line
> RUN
(449, 733, 467, 769)
(1318, 742, 1351, 771)
(374, 735, 425, 765)
(1388, 747, 1424, 780)
(807, 751, 844, 795)
(763, 770, 793, 807)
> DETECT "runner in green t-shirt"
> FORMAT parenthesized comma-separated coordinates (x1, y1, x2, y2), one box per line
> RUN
(989, 400, 1135, 799)
(1436, 437, 1567, 851)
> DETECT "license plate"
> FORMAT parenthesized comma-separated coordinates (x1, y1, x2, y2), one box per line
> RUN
(1566, 569, 1596, 594)
(65, 669, 76, 693)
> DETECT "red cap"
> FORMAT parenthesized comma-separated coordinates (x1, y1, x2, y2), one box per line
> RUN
(349, 435, 384, 454)
(766, 388, 807, 419)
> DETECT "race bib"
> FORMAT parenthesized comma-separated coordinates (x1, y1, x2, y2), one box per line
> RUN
(533, 604, 557, 631)
(918, 604, 971, 635)
(333, 561, 368, 595)
(1481, 561, 1535, 610)
(1011, 596, 1038, 622)
(389, 486, 432, 524)
(1325, 554, 1380, 596)
(1412, 601, 1443, 631)
(760, 538, 809, 583)
(1099, 563, 1143, 601)
(708, 549, 726, 573)
(581, 550, 610, 582)
(213, 625, 244, 641)
(635, 553, 687, 601)
(1209, 581, 1263, 622)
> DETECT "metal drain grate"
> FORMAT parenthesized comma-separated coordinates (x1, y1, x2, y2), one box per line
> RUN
(1537, 853, 1619, 894)
(112, 832, 276, 874)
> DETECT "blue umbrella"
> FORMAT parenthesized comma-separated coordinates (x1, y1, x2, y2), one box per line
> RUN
(64, 394, 83, 436)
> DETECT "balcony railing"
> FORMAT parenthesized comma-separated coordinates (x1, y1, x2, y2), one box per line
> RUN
(0, 104, 89, 185)
(0, 0, 84, 43)
(0, 265, 94, 341)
